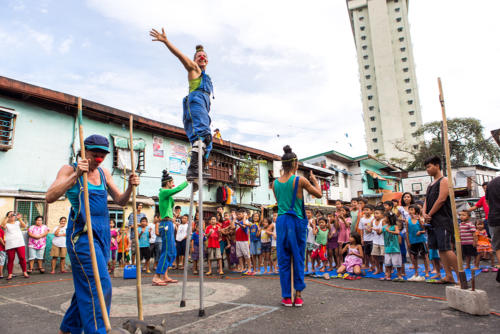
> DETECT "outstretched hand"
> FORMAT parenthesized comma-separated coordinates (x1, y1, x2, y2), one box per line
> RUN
(150, 28, 167, 43)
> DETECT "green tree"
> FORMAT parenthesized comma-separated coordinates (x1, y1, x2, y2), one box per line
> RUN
(393, 117, 500, 170)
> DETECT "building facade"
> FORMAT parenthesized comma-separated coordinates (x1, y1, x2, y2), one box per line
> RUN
(347, 0, 423, 161)
(0, 76, 280, 232)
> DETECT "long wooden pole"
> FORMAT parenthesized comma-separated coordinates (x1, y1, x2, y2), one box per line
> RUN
(129, 115, 144, 319)
(437, 78, 468, 289)
(78, 98, 112, 331)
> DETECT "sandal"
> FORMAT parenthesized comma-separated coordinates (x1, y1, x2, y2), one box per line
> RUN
(152, 281, 168, 286)
(193, 271, 199, 275)
(39, 268, 45, 274)
(481, 268, 489, 273)
(491, 267, 499, 272)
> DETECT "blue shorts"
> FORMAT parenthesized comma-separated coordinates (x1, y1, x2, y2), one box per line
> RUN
(249, 240, 261, 255)
(428, 248, 440, 260)
(0, 250, 6, 266)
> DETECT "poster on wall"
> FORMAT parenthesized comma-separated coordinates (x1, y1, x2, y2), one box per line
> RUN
(169, 141, 188, 175)
(153, 136, 164, 158)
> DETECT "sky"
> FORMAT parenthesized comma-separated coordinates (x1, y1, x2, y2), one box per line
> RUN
(1, 0, 499, 160)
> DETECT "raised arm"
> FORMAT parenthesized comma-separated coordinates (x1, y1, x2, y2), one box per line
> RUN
(150, 27, 200, 77)
(300, 171, 322, 199)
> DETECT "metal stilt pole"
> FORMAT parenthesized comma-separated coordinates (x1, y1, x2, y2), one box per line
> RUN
(197, 140, 205, 317)
(180, 185, 195, 307)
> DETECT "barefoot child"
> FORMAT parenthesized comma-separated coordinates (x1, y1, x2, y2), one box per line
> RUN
(311, 217, 329, 272)
(371, 206, 385, 275)
(305, 209, 316, 271)
(474, 220, 497, 271)
(190, 224, 201, 275)
(406, 204, 430, 281)
(205, 216, 223, 276)
(249, 212, 262, 273)
(337, 232, 364, 277)
(358, 204, 374, 270)
(326, 216, 339, 270)
(382, 212, 403, 281)
(458, 210, 477, 270)
(260, 218, 272, 274)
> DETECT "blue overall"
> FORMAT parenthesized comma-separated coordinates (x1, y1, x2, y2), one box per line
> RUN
(60, 167, 111, 334)
(275, 176, 307, 298)
(155, 219, 177, 275)
(182, 71, 213, 157)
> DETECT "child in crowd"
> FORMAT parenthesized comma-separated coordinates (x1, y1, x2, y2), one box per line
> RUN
(50, 216, 68, 274)
(337, 206, 351, 258)
(109, 219, 118, 273)
(337, 232, 363, 277)
(383, 200, 394, 214)
(474, 220, 497, 271)
(305, 209, 316, 271)
(260, 217, 272, 274)
(191, 224, 201, 275)
(175, 214, 189, 270)
(269, 212, 278, 273)
(358, 204, 374, 270)
(312, 217, 329, 272)
(249, 212, 262, 273)
(137, 217, 151, 274)
(326, 215, 339, 270)
(397, 219, 407, 277)
(232, 209, 252, 273)
(0, 224, 5, 278)
(382, 212, 403, 281)
(458, 210, 477, 269)
(406, 204, 430, 281)
(206, 216, 223, 276)
(220, 212, 232, 270)
(117, 226, 130, 266)
(334, 200, 342, 217)
(391, 199, 400, 215)
(349, 198, 359, 234)
(428, 249, 442, 280)
(371, 206, 385, 275)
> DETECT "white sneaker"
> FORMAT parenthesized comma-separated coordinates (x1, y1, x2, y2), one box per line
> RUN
(415, 275, 426, 282)
(408, 275, 417, 281)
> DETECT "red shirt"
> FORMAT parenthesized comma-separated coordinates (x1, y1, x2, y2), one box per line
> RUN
(205, 224, 221, 249)
(0, 228, 4, 251)
(235, 220, 249, 242)
(220, 220, 231, 242)
(475, 196, 490, 220)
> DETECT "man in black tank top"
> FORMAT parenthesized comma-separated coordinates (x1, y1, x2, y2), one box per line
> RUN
(422, 156, 459, 284)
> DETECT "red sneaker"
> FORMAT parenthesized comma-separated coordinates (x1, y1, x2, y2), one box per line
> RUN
(281, 298, 293, 307)
(294, 297, 303, 307)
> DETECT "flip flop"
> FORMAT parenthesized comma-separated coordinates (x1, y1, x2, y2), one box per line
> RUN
(206, 272, 212, 276)
(481, 268, 489, 273)
(491, 267, 499, 272)
(392, 277, 405, 282)
(165, 278, 178, 283)
(426, 279, 443, 284)
(152, 281, 168, 286)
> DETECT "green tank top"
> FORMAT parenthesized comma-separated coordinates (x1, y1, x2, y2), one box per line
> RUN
(274, 175, 304, 219)
(189, 76, 202, 93)
(316, 227, 328, 245)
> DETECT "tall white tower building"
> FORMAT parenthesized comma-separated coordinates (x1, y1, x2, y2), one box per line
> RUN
(347, 0, 423, 161)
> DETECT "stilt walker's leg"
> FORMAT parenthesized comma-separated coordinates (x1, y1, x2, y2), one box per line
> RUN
(180, 186, 195, 308)
(197, 139, 205, 317)
(291, 256, 295, 304)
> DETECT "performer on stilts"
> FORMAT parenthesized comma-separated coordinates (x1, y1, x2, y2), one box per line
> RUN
(46, 135, 140, 334)
(150, 27, 214, 182)
(273, 146, 322, 307)
(152, 170, 189, 286)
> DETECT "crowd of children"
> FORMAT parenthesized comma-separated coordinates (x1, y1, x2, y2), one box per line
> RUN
(108, 196, 497, 283)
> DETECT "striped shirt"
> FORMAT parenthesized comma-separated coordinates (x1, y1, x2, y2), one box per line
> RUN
(459, 221, 476, 245)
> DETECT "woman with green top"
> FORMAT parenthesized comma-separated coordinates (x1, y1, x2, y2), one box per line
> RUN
(150, 27, 214, 181)
(273, 146, 322, 307)
(153, 170, 188, 286)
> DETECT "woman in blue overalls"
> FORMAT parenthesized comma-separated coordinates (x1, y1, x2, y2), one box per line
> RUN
(150, 27, 214, 181)
(46, 135, 139, 334)
(273, 145, 322, 307)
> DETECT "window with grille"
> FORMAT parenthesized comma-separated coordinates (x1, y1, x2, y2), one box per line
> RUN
(409, 110, 415, 116)
(15, 199, 45, 227)
(112, 135, 146, 173)
(370, 116, 375, 121)
(207, 152, 235, 183)
(371, 127, 376, 132)
(374, 149, 379, 154)
(0, 106, 17, 151)
(109, 209, 124, 228)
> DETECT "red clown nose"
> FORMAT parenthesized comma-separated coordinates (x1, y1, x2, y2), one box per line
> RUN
(94, 157, 104, 164)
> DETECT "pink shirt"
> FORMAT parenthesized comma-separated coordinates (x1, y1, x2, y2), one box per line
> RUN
(337, 217, 351, 244)
(28, 224, 49, 250)
(110, 230, 118, 250)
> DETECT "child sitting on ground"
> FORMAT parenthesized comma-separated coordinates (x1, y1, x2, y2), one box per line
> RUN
(337, 232, 363, 278)
(474, 220, 497, 272)
(406, 204, 430, 281)
(382, 211, 403, 281)
(458, 210, 477, 270)
(312, 217, 329, 272)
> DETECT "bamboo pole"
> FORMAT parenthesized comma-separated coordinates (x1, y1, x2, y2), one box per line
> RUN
(77, 97, 112, 331)
(437, 78, 468, 289)
(120, 164, 127, 267)
(129, 115, 144, 319)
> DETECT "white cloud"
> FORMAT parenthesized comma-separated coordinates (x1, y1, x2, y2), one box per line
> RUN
(58, 36, 73, 54)
(27, 28, 54, 53)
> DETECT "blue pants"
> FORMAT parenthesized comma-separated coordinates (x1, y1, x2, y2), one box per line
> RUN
(61, 234, 111, 334)
(156, 220, 177, 275)
(183, 90, 212, 156)
(276, 215, 307, 298)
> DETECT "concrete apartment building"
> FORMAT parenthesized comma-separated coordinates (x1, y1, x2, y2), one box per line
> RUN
(347, 0, 423, 161)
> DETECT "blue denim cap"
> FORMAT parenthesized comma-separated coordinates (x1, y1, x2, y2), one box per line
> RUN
(84, 134, 110, 153)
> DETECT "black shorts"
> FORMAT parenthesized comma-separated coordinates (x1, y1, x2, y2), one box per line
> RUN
(140, 246, 151, 260)
(462, 244, 477, 258)
(409, 242, 428, 257)
(427, 225, 454, 251)
(176, 239, 187, 257)
(362, 241, 373, 256)
(261, 242, 272, 253)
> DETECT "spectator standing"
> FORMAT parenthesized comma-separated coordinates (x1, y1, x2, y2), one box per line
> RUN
(175, 214, 189, 270)
(468, 182, 490, 235)
(152, 214, 162, 270)
(109, 219, 118, 273)
(128, 202, 146, 265)
(1, 212, 29, 280)
(50, 217, 68, 274)
(117, 226, 130, 266)
(28, 216, 49, 273)
(205, 216, 223, 275)
(137, 217, 151, 274)
(485, 176, 500, 282)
